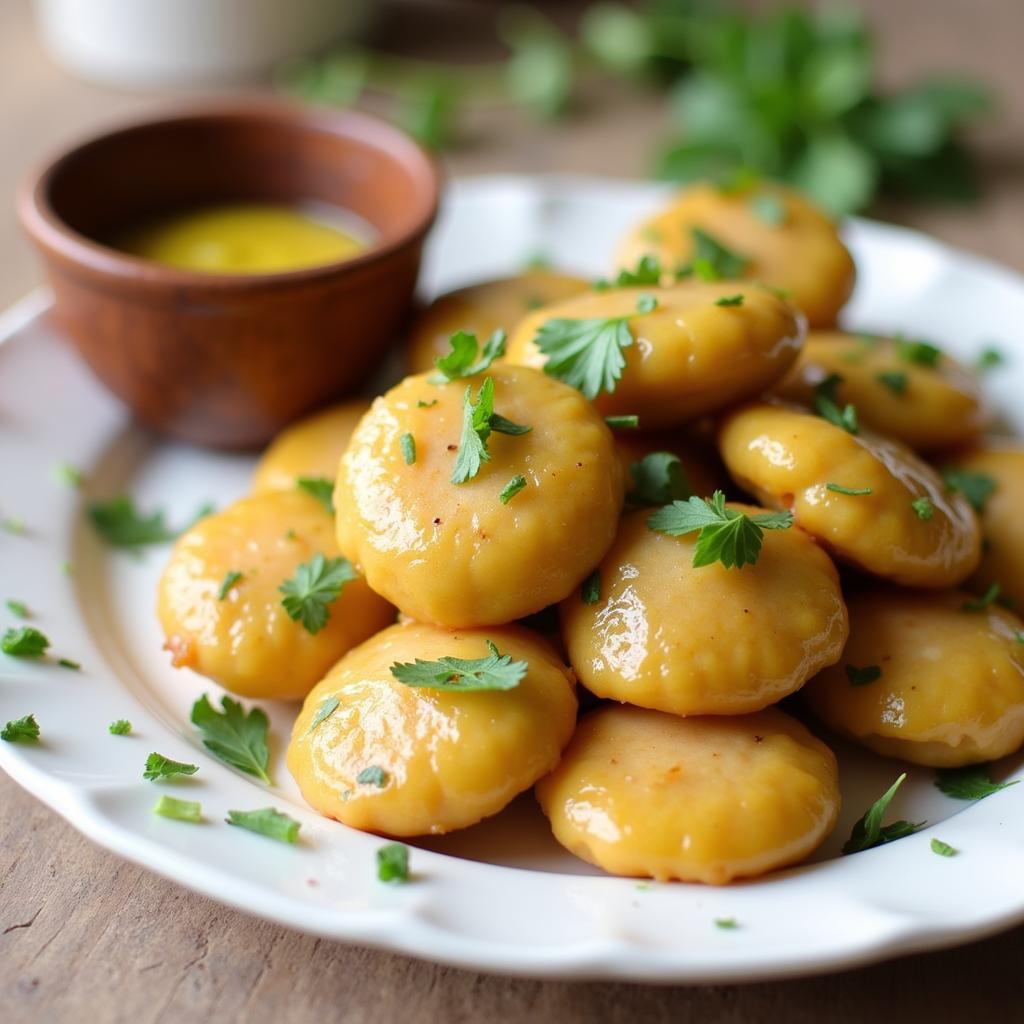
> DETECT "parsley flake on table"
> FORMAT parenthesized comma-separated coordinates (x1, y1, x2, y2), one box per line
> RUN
(647, 490, 793, 570)
(53, 462, 83, 488)
(88, 497, 179, 547)
(143, 752, 200, 782)
(308, 696, 340, 733)
(400, 432, 417, 465)
(605, 415, 639, 429)
(826, 483, 872, 496)
(1, 714, 39, 743)
(226, 807, 300, 844)
(108, 719, 132, 736)
(963, 582, 1000, 611)
(534, 315, 634, 400)
(581, 569, 601, 605)
(57, 658, 80, 671)
(390, 640, 528, 691)
(377, 842, 411, 883)
(930, 838, 957, 857)
(431, 329, 507, 382)
(714, 917, 739, 930)
(895, 337, 942, 367)
(6, 600, 29, 619)
(679, 228, 751, 281)
(296, 476, 335, 515)
(451, 377, 531, 485)
(941, 467, 996, 512)
(875, 370, 908, 395)
(749, 192, 785, 226)
(842, 773, 925, 854)
(627, 452, 692, 507)
(976, 346, 1006, 372)
(191, 694, 271, 784)
(911, 496, 934, 521)
(613, 254, 663, 287)
(1, 626, 50, 657)
(813, 374, 858, 434)
(846, 664, 882, 686)
(217, 570, 244, 601)
(935, 764, 1018, 800)
(279, 553, 357, 635)
(499, 474, 527, 505)
(356, 765, 389, 788)
(154, 795, 202, 823)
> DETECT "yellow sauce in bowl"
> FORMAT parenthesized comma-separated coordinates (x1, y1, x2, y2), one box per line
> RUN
(114, 203, 367, 273)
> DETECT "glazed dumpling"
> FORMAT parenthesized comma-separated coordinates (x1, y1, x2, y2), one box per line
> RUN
(252, 399, 371, 494)
(772, 331, 983, 452)
(288, 621, 577, 836)
(615, 181, 855, 327)
(334, 364, 624, 627)
(406, 269, 589, 374)
(536, 705, 840, 884)
(157, 491, 393, 700)
(719, 402, 981, 587)
(505, 281, 803, 428)
(944, 443, 1024, 609)
(803, 588, 1024, 767)
(560, 507, 847, 715)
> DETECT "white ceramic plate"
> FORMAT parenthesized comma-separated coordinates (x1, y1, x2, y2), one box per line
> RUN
(3, 176, 1024, 984)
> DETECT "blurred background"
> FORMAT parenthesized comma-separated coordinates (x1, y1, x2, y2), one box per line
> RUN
(1, 0, 1021, 306)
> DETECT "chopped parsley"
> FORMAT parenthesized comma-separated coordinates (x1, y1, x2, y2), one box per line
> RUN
(715, 294, 744, 307)
(143, 752, 200, 782)
(57, 658, 80, 671)
(390, 641, 528, 691)
(941, 467, 996, 513)
(635, 293, 658, 314)
(845, 664, 881, 686)
(749, 192, 785, 225)
(534, 315, 633, 400)
(87, 497, 179, 547)
(154, 795, 201, 823)
(895, 337, 942, 367)
(377, 842, 411, 883)
(1, 714, 39, 743)
(581, 570, 601, 604)
(875, 371, 908, 395)
(217, 570, 243, 600)
(911, 496, 934, 521)
(930, 838, 956, 857)
(976, 346, 1006, 372)
(53, 462, 83, 488)
(191, 694, 271, 784)
(647, 490, 793, 570)
(356, 765, 389, 788)
(5, 600, 28, 619)
(417, 398, 438, 409)
(2, 517, 25, 535)
(296, 476, 334, 515)
(605, 415, 639, 429)
(826, 483, 872, 496)
(963, 583, 1000, 611)
(309, 696, 340, 732)
(1, 626, 50, 657)
(935, 764, 1017, 800)
(431, 329, 507, 382)
(108, 719, 132, 736)
(613, 254, 663, 287)
(714, 917, 739, 930)
(400, 432, 416, 465)
(627, 452, 692, 507)
(842, 773, 925, 854)
(279, 553, 357, 635)
(451, 377, 531, 485)
(226, 807, 300, 844)
(813, 374, 858, 434)
(680, 228, 750, 281)
(499, 475, 527, 505)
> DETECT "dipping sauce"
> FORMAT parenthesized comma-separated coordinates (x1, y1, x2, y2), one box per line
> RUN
(114, 203, 367, 273)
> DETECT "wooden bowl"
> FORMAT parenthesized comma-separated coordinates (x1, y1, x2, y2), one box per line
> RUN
(18, 101, 440, 448)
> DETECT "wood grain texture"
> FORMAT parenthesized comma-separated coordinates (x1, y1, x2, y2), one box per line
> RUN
(2, 0, 1023, 1019)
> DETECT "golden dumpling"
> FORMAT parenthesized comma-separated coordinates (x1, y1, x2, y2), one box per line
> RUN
(803, 588, 1024, 767)
(288, 622, 577, 836)
(506, 281, 803, 428)
(157, 491, 393, 700)
(719, 402, 981, 587)
(616, 181, 855, 327)
(334, 364, 624, 627)
(536, 705, 840, 884)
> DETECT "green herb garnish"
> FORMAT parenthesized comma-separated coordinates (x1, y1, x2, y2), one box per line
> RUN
(451, 377, 531, 485)
(296, 476, 335, 515)
(681, 228, 750, 281)
(614, 254, 663, 287)
(826, 483, 872, 496)
(53, 462, 83, 488)
(963, 583, 1000, 611)
(930, 838, 956, 857)
(154, 795, 202, 823)
(2, 517, 25, 534)
(400, 432, 416, 465)
(1, 626, 50, 657)
(1, 714, 39, 743)
(628, 452, 692, 507)
(911, 496, 934, 521)
(605, 415, 639, 429)
(499, 475, 527, 505)
(5, 600, 28, 619)
(581, 570, 601, 604)
(714, 917, 739, 930)
(715, 294, 744, 307)
(88, 497, 178, 547)
(935, 764, 1017, 800)
(143, 752, 199, 782)
(843, 774, 925, 854)
(534, 316, 633, 399)
(813, 374, 858, 434)
(875, 371, 908, 395)
(356, 765, 389, 788)
(218, 571, 243, 601)
(941, 467, 996, 512)
(191, 694, 271, 783)
(750, 192, 785, 225)
(976, 347, 1006, 372)
(279, 553, 357, 635)
(895, 337, 942, 367)
(226, 807, 300, 844)
(309, 696, 340, 733)
(846, 664, 881, 686)
(431, 329, 507, 382)
(57, 658, 80, 671)
(390, 641, 528, 691)
(635, 293, 658, 314)
(108, 719, 132, 736)
(377, 842, 411, 883)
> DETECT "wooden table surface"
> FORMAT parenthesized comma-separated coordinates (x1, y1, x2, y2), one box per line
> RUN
(2, 0, 1023, 1020)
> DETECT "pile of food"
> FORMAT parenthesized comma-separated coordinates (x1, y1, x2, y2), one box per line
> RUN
(156, 179, 1024, 884)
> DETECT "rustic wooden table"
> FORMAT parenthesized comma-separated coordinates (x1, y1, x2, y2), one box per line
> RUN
(2, 0, 1023, 1020)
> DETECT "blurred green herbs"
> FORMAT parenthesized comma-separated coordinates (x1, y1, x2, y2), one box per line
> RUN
(280, 1, 993, 216)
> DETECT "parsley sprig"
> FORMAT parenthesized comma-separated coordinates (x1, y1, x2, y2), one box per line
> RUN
(2, 626, 50, 657)
(390, 641, 528, 691)
(935, 764, 1018, 800)
(279, 554, 357, 634)
(143, 752, 200, 782)
(191, 694, 272, 784)
(1, 714, 39, 743)
(647, 490, 793, 569)
(431, 329, 506, 382)
(843, 773, 925, 854)
(627, 452, 693, 507)
(813, 374, 858, 434)
(451, 377, 531, 485)
(296, 477, 335, 515)
(534, 315, 634, 400)
(942, 467, 996, 513)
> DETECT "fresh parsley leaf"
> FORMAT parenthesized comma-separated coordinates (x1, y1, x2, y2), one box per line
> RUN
(279, 553, 357, 635)
(108, 719, 132, 736)
(581, 569, 601, 604)
(813, 374, 858, 434)
(5, 600, 28, 619)
(895, 337, 942, 367)
(875, 370, 908, 395)
(682, 228, 751, 281)
(750, 192, 785, 225)
(143, 752, 199, 782)
(941, 467, 996, 512)
(976, 346, 1006, 372)
(88, 497, 178, 547)
(911, 496, 934, 521)
(154, 795, 201, 823)
(191, 694, 271, 783)
(826, 483, 872, 496)
(714, 917, 739, 930)
(452, 378, 493, 484)
(432, 329, 507, 382)
(605, 415, 639, 429)
(534, 316, 633, 399)
(499, 475, 527, 505)
(296, 477, 335, 515)
(935, 764, 1018, 800)
(57, 658, 80, 671)
(377, 842, 411, 883)
(356, 765, 389, 788)
(309, 696, 340, 733)
(846, 664, 882, 686)
(647, 490, 792, 570)
(390, 641, 528, 691)
(400, 432, 416, 465)
(842, 773, 925, 854)
(218, 570, 243, 601)
(627, 452, 693, 507)
(614, 254, 662, 286)
(417, 398, 438, 409)
(963, 582, 999, 611)
(715, 294, 744, 307)
(53, 462, 83, 488)
(1, 626, 50, 657)
(930, 838, 956, 857)
(635, 293, 658, 314)
(1, 714, 39, 743)
(226, 807, 300, 844)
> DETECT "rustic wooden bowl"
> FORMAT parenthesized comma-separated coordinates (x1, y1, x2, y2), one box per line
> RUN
(18, 101, 440, 448)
